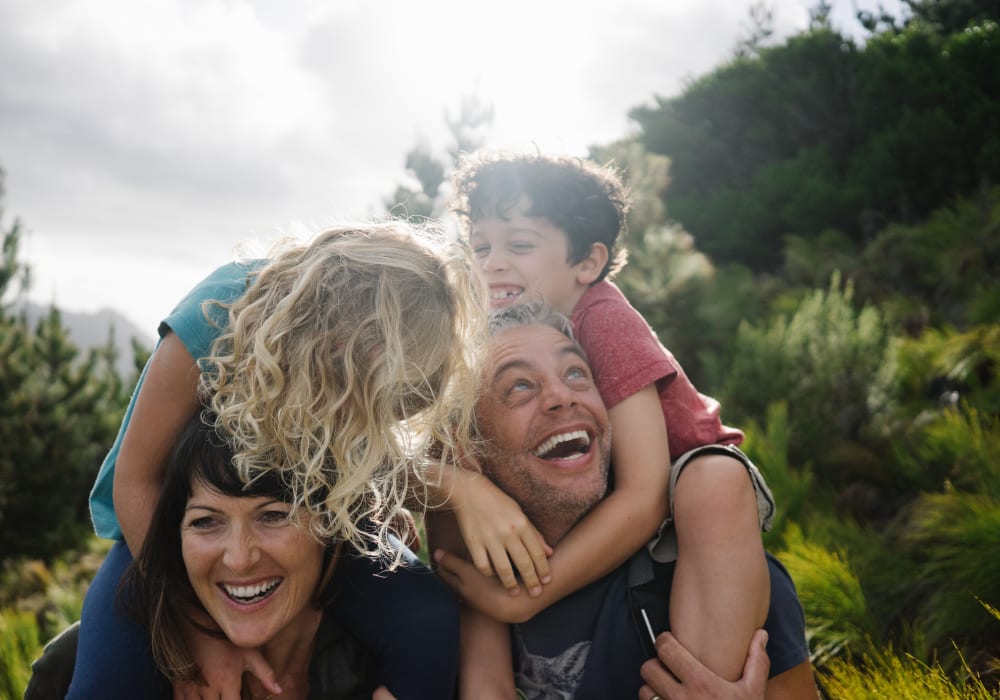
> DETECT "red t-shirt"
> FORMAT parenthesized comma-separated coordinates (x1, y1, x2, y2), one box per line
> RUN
(570, 281, 743, 460)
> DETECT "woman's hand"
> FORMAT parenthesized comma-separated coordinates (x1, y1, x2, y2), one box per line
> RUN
(434, 548, 545, 624)
(449, 468, 553, 596)
(174, 619, 281, 700)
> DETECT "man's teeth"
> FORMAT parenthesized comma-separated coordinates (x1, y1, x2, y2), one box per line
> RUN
(224, 578, 281, 602)
(533, 430, 590, 458)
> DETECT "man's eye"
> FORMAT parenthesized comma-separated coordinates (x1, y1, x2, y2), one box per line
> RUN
(566, 367, 588, 381)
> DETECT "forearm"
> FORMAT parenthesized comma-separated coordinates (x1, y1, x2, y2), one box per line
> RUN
(112, 332, 201, 555)
(457, 609, 515, 700)
(114, 476, 164, 555)
(506, 487, 668, 620)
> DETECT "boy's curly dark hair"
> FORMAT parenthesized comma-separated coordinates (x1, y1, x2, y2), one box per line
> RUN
(450, 151, 630, 282)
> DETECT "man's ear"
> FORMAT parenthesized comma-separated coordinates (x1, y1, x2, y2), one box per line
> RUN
(575, 243, 609, 286)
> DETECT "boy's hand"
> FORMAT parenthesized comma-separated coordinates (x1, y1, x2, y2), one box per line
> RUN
(175, 616, 282, 699)
(434, 548, 545, 623)
(450, 469, 553, 595)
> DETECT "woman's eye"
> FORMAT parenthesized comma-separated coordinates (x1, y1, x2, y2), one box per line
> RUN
(260, 510, 290, 526)
(187, 516, 218, 530)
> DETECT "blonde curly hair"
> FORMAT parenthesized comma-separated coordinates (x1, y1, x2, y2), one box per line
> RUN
(201, 222, 485, 564)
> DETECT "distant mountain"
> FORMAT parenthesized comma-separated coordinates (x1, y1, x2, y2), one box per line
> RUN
(18, 302, 155, 378)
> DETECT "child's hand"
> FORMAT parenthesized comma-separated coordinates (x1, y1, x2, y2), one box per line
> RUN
(451, 469, 553, 595)
(175, 617, 281, 699)
(434, 548, 546, 624)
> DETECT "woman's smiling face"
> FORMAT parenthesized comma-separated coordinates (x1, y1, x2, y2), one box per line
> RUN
(180, 480, 324, 649)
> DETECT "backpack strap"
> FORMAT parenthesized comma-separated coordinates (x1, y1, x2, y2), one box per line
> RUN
(626, 550, 674, 657)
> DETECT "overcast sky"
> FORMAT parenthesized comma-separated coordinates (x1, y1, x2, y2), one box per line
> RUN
(0, 0, 902, 336)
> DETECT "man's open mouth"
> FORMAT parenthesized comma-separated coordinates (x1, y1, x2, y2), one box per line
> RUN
(533, 430, 592, 460)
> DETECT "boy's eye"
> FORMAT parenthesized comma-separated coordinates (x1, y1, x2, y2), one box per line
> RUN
(509, 241, 535, 253)
(472, 243, 490, 258)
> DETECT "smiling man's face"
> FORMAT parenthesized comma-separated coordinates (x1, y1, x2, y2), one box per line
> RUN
(476, 322, 611, 544)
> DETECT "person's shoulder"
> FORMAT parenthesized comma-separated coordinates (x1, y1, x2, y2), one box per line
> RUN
(158, 258, 266, 348)
(763, 552, 811, 676)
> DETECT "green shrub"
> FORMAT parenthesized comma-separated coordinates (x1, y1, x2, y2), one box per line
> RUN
(903, 492, 1000, 657)
(720, 272, 889, 487)
(777, 525, 876, 667)
(819, 643, 996, 699)
(742, 401, 820, 548)
(0, 607, 41, 700)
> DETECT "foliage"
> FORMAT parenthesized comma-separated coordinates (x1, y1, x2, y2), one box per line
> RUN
(385, 92, 494, 222)
(0, 536, 105, 697)
(719, 273, 890, 488)
(857, 187, 1000, 331)
(0, 303, 124, 560)
(902, 492, 1000, 659)
(0, 187, 126, 562)
(0, 608, 40, 700)
(777, 525, 876, 667)
(632, 15, 1000, 275)
(819, 643, 996, 699)
(0, 168, 30, 306)
(741, 401, 819, 547)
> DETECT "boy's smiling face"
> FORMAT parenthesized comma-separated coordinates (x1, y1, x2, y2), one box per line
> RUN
(469, 197, 602, 315)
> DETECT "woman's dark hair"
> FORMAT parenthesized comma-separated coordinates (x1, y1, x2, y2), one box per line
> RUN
(120, 410, 339, 681)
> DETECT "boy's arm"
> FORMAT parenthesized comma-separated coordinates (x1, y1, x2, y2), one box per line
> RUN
(424, 459, 552, 595)
(437, 384, 671, 622)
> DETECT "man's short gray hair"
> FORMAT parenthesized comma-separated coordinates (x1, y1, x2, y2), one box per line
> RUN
(487, 301, 576, 341)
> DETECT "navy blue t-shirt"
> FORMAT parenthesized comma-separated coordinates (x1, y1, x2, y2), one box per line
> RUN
(513, 552, 809, 699)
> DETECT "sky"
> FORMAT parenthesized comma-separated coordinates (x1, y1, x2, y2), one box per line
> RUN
(0, 0, 903, 336)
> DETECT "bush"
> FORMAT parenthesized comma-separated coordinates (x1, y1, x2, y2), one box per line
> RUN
(777, 526, 876, 668)
(819, 643, 996, 699)
(719, 272, 889, 488)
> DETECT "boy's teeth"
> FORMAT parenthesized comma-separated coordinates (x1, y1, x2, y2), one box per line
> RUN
(490, 289, 521, 300)
(533, 430, 590, 457)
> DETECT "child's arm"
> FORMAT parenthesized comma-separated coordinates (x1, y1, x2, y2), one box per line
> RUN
(113, 332, 202, 554)
(425, 459, 553, 595)
(437, 384, 671, 623)
(670, 453, 769, 680)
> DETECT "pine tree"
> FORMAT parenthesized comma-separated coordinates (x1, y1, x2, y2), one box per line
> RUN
(0, 169, 124, 561)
